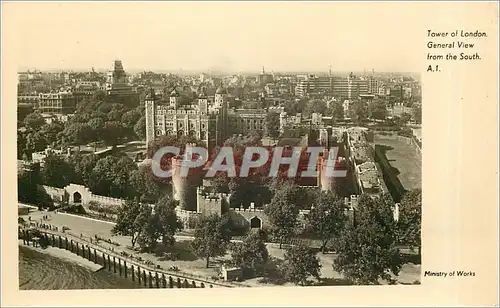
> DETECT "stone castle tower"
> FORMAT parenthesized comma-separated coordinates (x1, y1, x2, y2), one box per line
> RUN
(144, 85, 229, 150)
(144, 88, 156, 145)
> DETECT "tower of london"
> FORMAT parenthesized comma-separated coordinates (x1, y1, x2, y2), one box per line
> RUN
(145, 86, 268, 150)
(145, 86, 229, 149)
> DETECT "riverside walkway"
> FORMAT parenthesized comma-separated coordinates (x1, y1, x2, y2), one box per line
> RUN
(20, 224, 243, 288)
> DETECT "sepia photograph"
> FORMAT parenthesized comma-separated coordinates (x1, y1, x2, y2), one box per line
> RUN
(2, 1, 498, 306)
(15, 6, 422, 291)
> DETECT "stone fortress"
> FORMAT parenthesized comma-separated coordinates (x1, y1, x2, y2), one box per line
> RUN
(37, 126, 397, 231)
(38, 86, 398, 230)
(165, 120, 395, 230)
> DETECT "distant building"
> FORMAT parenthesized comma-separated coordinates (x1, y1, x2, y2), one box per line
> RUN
(257, 67, 274, 87)
(105, 60, 135, 96)
(36, 91, 76, 114)
(295, 75, 330, 97)
(389, 85, 404, 100)
(295, 73, 375, 99)
(331, 73, 369, 99)
(72, 81, 103, 103)
(227, 108, 266, 136)
(17, 94, 40, 105)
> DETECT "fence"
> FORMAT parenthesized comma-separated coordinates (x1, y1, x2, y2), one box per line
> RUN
(19, 225, 247, 289)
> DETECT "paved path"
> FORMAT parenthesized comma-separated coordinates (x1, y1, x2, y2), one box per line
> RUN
(20, 208, 250, 286)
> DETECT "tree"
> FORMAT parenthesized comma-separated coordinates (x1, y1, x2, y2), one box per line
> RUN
(111, 200, 143, 247)
(23, 112, 46, 130)
(230, 229, 269, 277)
(18, 164, 41, 204)
(88, 155, 138, 198)
(122, 109, 142, 137)
(399, 112, 412, 126)
(397, 189, 422, 257)
(40, 122, 64, 147)
(412, 106, 422, 124)
(88, 117, 105, 150)
(191, 213, 232, 268)
(40, 154, 74, 188)
(26, 131, 48, 153)
(206, 172, 230, 194)
(306, 190, 348, 252)
(284, 98, 307, 115)
(303, 99, 327, 117)
(333, 194, 401, 285)
(134, 116, 147, 140)
(17, 132, 28, 159)
(69, 153, 99, 186)
(146, 134, 203, 159)
(330, 101, 345, 122)
(135, 204, 161, 251)
(129, 164, 168, 203)
(369, 100, 388, 120)
(264, 183, 300, 248)
(102, 121, 124, 146)
(281, 243, 321, 286)
(63, 123, 93, 149)
(107, 104, 125, 122)
(154, 196, 183, 246)
(348, 101, 367, 124)
(265, 112, 280, 140)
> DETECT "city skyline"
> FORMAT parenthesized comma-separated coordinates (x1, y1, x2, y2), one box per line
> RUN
(7, 2, 428, 73)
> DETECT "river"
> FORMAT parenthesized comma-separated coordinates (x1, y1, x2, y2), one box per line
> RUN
(19, 246, 140, 290)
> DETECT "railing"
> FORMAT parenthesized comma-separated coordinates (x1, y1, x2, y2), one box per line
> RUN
(23, 224, 248, 288)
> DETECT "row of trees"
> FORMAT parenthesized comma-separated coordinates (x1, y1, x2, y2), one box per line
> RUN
(282, 99, 344, 121)
(188, 184, 420, 285)
(349, 100, 422, 125)
(111, 196, 182, 251)
(18, 97, 147, 159)
(262, 182, 422, 284)
(108, 179, 420, 285)
(34, 151, 170, 202)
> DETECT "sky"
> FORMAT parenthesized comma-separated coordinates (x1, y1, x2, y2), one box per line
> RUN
(3, 1, 471, 73)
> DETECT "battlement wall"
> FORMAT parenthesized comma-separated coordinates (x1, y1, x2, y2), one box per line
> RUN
(90, 195, 124, 207)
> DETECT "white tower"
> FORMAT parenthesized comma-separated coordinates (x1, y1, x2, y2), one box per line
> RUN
(169, 88, 180, 109)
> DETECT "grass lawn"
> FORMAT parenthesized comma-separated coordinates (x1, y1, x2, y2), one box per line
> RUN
(374, 134, 422, 190)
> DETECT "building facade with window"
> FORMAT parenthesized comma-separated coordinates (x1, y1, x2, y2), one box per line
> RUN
(36, 91, 76, 114)
(145, 86, 267, 149)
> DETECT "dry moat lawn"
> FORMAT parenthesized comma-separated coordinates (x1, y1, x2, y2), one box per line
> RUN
(374, 134, 422, 190)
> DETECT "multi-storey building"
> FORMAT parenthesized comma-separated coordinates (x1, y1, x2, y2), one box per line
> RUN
(17, 94, 40, 105)
(227, 108, 267, 136)
(331, 74, 369, 99)
(295, 73, 375, 99)
(295, 75, 331, 97)
(36, 91, 76, 114)
(72, 81, 103, 103)
(367, 77, 381, 94)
